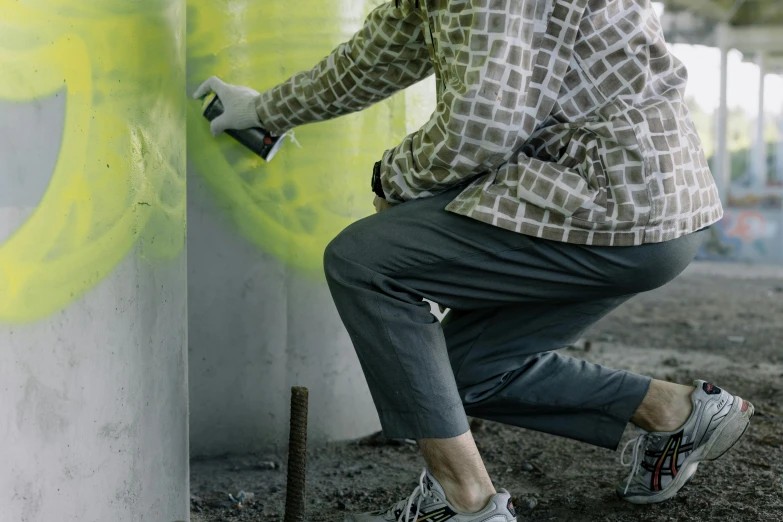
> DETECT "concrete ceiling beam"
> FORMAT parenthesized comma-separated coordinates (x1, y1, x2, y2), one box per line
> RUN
(720, 25, 783, 53)
(660, 0, 733, 22)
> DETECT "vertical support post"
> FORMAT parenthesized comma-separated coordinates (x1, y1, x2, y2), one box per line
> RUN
(715, 24, 731, 204)
(284, 386, 309, 522)
(776, 113, 783, 185)
(753, 51, 767, 189)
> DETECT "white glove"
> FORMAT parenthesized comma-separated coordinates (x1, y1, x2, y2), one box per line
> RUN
(193, 76, 264, 136)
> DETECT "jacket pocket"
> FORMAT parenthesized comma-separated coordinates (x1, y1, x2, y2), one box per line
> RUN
(509, 126, 607, 223)
(555, 127, 608, 223)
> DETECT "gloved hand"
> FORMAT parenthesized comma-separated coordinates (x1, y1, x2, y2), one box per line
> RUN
(193, 76, 264, 136)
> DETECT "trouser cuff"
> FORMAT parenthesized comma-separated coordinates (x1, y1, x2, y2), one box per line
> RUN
(378, 402, 470, 440)
(604, 372, 653, 450)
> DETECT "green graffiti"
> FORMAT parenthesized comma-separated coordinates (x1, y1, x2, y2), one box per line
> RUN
(0, 0, 435, 321)
(187, 0, 424, 275)
(0, 1, 186, 322)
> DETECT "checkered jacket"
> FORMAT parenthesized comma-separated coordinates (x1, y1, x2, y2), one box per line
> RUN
(256, 0, 722, 246)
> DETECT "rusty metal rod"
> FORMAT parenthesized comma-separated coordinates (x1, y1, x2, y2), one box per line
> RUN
(284, 386, 309, 522)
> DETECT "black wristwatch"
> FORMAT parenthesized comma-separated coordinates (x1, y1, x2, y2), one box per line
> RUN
(371, 161, 385, 199)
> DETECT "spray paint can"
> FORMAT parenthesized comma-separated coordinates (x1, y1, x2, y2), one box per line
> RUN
(201, 93, 286, 161)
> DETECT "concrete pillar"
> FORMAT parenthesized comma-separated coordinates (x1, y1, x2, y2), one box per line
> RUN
(186, 0, 429, 455)
(776, 114, 783, 184)
(0, 2, 189, 521)
(715, 24, 732, 203)
(753, 52, 768, 189)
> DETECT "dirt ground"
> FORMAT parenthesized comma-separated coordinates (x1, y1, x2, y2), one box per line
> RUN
(190, 262, 783, 522)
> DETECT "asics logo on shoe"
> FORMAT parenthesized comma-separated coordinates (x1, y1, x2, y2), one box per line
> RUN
(506, 498, 516, 517)
(647, 431, 685, 492)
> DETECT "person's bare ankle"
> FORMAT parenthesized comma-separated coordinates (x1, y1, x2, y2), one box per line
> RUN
(418, 432, 496, 513)
(433, 472, 494, 513)
(632, 381, 695, 432)
(652, 403, 692, 432)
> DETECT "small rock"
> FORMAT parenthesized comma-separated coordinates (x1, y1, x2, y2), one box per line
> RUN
(269, 485, 280, 493)
(662, 357, 680, 367)
(229, 490, 254, 506)
(567, 340, 592, 352)
(521, 462, 534, 472)
(727, 335, 745, 344)
(189, 494, 203, 506)
(525, 497, 538, 510)
(336, 500, 353, 511)
(230, 459, 280, 471)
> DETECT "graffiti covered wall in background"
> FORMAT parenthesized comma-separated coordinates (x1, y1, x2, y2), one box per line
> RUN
(0, 0, 186, 323)
(0, 0, 438, 322)
(699, 208, 783, 263)
(186, 0, 433, 275)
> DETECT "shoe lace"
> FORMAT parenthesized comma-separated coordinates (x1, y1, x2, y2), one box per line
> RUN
(387, 469, 432, 522)
(620, 429, 649, 495)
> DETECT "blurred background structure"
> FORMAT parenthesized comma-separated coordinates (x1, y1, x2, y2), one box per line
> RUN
(656, 0, 783, 262)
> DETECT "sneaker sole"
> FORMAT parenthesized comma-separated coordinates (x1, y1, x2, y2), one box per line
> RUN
(621, 396, 754, 505)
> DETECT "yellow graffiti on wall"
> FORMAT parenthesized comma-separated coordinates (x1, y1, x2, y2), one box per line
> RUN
(0, 1, 186, 323)
(187, 0, 421, 275)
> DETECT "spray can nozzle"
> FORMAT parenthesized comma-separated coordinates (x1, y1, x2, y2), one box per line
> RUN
(201, 93, 286, 162)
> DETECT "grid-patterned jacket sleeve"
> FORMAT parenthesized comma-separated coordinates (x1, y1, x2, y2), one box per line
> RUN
(378, 0, 559, 203)
(255, 2, 432, 135)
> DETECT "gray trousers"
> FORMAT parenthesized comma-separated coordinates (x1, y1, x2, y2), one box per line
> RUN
(324, 187, 707, 450)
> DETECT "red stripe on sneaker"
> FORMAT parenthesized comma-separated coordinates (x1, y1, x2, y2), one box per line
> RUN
(652, 438, 674, 492)
(740, 400, 749, 413)
(670, 436, 681, 477)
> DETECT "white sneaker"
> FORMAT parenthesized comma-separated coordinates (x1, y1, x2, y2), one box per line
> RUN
(345, 469, 516, 522)
(618, 380, 754, 504)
